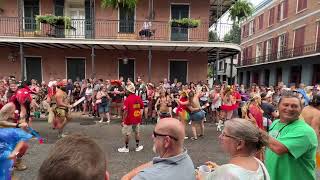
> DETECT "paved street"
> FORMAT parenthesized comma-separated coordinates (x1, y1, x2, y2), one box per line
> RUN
(15, 116, 227, 180)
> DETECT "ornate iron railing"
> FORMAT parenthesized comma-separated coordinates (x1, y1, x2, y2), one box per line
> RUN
(239, 42, 320, 66)
(0, 17, 226, 42)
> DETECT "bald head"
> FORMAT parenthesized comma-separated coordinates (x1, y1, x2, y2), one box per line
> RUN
(155, 118, 185, 146)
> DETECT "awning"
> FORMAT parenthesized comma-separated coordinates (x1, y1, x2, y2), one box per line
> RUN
(0, 37, 240, 58)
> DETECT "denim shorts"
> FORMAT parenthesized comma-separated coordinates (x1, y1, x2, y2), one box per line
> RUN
(190, 110, 205, 121)
(99, 104, 109, 113)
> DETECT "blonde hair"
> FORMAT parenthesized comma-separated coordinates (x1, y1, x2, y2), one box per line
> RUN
(225, 118, 268, 152)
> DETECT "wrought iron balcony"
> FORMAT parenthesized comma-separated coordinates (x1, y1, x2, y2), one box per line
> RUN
(239, 43, 320, 66)
(0, 17, 216, 42)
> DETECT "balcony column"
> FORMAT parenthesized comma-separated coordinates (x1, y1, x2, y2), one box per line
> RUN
(282, 66, 290, 86)
(91, 45, 96, 78)
(20, 42, 25, 81)
(301, 63, 312, 85)
(269, 68, 276, 86)
(148, 46, 152, 82)
(259, 70, 265, 86)
(214, 50, 220, 84)
(229, 55, 234, 85)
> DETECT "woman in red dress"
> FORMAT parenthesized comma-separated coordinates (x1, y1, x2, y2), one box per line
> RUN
(220, 86, 237, 120)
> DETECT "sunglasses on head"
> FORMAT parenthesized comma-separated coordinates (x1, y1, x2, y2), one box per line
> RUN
(153, 131, 178, 141)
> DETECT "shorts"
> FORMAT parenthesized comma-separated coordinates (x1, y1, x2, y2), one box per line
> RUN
(122, 124, 140, 135)
(190, 110, 205, 121)
(99, 104, 110, 113)
(159, 112, 171, 119)
(54, 107, 69, 119)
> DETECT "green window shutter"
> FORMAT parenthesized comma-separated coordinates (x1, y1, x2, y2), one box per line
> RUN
(85, 0, 93, 38)
(55, 0, 64, 16)
(24, 0, 39, 31)
(119, 6, 135, 33)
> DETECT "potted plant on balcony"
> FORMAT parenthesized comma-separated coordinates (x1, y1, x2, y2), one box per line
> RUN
(101, 0, 138, 10)
(229, 0, 253, 23)
(170, 18, 201, 28)
(35, 14, 72, 30)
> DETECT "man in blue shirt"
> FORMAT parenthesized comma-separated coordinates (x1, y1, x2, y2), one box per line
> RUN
(122, 118, 195, 180)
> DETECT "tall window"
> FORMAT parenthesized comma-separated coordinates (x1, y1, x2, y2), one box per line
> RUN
(256, 43, 263, 62)
(278, 33, 287, 58)
(266, 39, 273, 61)
(119, 6, 135, 33)
(55, 0, 64, 16)
(24, 0, 39, 31)
(171, 4, 189, 41)
(280, 1, 288, 20)
(268, 7, 275, 27)
(294, 26, 305, 48)
(297, 0, 307, 13)
(294, 26, 305, 56)
(219, 61, 223, 71)
(258, 14, 264, 30)
(249, 20, 255, 36)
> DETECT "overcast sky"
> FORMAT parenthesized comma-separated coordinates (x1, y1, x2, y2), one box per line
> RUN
(250, 0, 264, 6)
(210, 0, 266, 36)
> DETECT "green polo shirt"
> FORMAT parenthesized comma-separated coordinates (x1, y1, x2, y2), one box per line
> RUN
(265, 119, 318, 180)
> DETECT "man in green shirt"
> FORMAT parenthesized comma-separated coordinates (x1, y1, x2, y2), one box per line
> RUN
(262, 92, 317, 180)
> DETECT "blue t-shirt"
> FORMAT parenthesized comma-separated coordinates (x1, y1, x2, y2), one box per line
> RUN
(0, 128, 32, 180)
(133, 150, 195, 180)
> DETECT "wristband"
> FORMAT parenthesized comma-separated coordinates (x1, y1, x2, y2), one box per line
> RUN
(16, 123, 20, 128)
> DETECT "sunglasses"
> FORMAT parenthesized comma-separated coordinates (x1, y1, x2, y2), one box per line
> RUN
(153, 131, 178, 141)
(221, 131, 239, 139)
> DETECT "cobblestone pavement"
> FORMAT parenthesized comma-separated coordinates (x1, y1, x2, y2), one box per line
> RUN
(15, 115, 227, 180)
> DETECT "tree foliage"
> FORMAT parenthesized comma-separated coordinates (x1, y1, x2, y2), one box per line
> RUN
(209, 31, 219, 42)
(224, 23, 241, 44)
(229, 0, 254, 23)
(101, 0, 138, 10)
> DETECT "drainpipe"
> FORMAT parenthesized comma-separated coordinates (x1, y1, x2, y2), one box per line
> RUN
(229, 54, 234, 85)
(214, 49, 220, 84)
(148, 46, 152, 82)
(91, 45, 96, 78)
(20, 42, 25, 81)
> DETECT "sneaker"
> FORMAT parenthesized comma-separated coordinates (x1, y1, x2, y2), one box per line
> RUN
(118, 147, 129, 153)
(135, 145, 144, 152)
(184, 136, 189, 140)
(106, 120, 111, 124)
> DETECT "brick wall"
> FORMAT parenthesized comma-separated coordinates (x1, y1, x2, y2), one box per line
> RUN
(0, 48, 207, 83)
(240, 0, 320, 64)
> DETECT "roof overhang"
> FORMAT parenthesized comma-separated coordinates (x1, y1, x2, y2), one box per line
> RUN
(0, 37, 240, 57)
(209, 0, 235, 26)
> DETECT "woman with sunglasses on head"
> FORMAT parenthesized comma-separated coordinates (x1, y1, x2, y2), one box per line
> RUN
(197, 118, 270, 180)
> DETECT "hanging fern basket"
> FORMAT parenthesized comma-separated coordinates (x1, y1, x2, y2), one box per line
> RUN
(35, 15, 72, 30)
(101, 0, 138, 10)
(170, 18, 201, 28)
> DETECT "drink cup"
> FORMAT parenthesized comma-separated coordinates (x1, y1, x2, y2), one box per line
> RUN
(198, 165, 211, 178)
